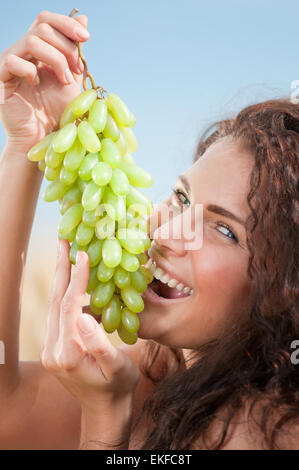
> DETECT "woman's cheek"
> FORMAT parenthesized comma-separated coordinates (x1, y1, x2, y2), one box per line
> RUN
(190, 243, 250, 314)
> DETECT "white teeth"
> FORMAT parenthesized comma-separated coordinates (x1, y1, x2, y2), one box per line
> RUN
(161, 274, 170, 284)
(168, 278, 178, 288)
(148, 255, 194, 295)
(154, 268, 163, 280)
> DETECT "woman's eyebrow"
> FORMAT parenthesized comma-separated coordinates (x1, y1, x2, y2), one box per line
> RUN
(177, 176, 245, 226)
(206, 204, 245, 226)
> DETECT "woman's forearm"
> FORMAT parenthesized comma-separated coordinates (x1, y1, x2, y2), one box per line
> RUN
(0, 142, 43, 395)
(79, 398, 134, 450)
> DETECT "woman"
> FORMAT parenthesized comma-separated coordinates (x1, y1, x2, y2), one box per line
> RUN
(0, 11, 298, 450)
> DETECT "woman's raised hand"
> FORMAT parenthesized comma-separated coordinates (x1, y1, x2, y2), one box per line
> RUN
(0, 11, 89, 151)
(41, 240, 140, 414)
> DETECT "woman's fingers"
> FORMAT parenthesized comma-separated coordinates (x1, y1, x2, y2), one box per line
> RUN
(41, 240, 71, 365)
(77, 314, 120, 381)
(0, 11, 89, 84)
(29, 10, 90, 43)
(3, 54, 39, 86)
(33, 23, 84, 75)
(58, 250, 90, 344)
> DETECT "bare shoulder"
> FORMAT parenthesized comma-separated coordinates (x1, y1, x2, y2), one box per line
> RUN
(198, 399, 299, 450)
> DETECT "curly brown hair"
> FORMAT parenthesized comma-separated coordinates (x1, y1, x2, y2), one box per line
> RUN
(137, 98, 299, 450)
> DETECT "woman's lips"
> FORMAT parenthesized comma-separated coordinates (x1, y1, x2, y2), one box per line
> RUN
(142, 280, 194, 306)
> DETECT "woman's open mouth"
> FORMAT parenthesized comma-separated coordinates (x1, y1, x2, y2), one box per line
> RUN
(141, 256, 194, 305)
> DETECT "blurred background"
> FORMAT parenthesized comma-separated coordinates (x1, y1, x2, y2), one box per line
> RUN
(0, 0, 298, 359)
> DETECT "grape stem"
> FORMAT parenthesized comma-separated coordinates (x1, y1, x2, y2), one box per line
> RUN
(69, 8, 107, 97)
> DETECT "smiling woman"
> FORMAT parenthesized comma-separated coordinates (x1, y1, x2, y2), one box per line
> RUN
(0, 9, 298, 451)
(131, 99, 299, 450)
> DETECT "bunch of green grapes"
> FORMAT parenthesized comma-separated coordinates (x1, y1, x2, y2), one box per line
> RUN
(28, 89, 154, 345)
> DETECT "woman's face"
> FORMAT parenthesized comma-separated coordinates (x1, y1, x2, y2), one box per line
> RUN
(139, 136, 254, 349)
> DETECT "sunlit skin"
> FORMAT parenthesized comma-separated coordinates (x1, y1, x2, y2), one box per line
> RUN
(139, 136, 254, 350)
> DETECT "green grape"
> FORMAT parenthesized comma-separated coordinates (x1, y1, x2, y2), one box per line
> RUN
(78, 121, 102, 153)
(113, 265, 131, 289)
(53, 123, 77, 153)
(115, 129, 128, 156)
(95, 215, 115, 239)
(59, 227, 77, 243)
(60, 185, 82, 215)
(87, 266, 99, 294)
(121, 307, 139, 334)
(139, 265, 154, 284)
(117, 324, 138, 345)
(89, 302, 102, 316)
(123, 153, 135, 165)
(43, 180, 67, 202)
(92, 162, 112, 186)
(103, 188, 126, 221)
(106, 93, 135, 128)
(83, 209, 99, 227)
(100, 138, 121, 168)
(76, 222, 94, 246)
(121, 286, 144, 313)
(97, 259, 114, 282)
(27, 133, 55, 162)
(120, 249, 140, 272)
(102, 237, 122, 268)
(63, 138, 86, 171)
(118, 160, 153, 188)
(92, 280, 115, 308)
(38, 159, 46, 172)
(77, 178, 89, 193)
(45, 165, 61, 181)
(103, 112, 120, 141)
(45, 144, 65, 169)
(82, 182, 105, 211)
(137, 252, 148, 265)
(58, 203, 83, 235)
(69, 241, 79, 264)
(117, 228, 146, 255)
(126, 187, 153, 215)
(60, 167, 77, 186)
(78, 152, 99, 180)
(88, 99, 108, 133)
(120, 127, 138, 153)
(102, 295, 121, 333)
(71, 89, 97, 116)
(127, 215, 149, 234)
(130, 269, 147, 293)
(60, 100, 76, 128)
(27, 85, 155, 344)
(109, 168, 130, 196)
(87, 239, 103, 267)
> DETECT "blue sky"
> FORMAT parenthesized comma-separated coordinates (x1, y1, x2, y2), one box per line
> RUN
(0, 0, 298, 246)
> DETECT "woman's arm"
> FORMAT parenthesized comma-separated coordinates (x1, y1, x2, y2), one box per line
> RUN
(0, 145, 43, 394)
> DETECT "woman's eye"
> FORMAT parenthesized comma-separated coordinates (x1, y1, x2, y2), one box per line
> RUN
(172, 188, 191, 208)
(217, 223, 238, 243)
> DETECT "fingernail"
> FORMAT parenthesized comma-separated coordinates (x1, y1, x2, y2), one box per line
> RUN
(34, 74, 40, 86)
(76, 251, 82, 266)
(74, 27, 90, 40)
(57, 239, 62, 255)
(64, 68, 74, 84)
(78, 314, 97, 334)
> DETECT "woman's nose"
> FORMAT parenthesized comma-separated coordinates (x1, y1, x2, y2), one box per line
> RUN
(148, 199, 187, 256)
